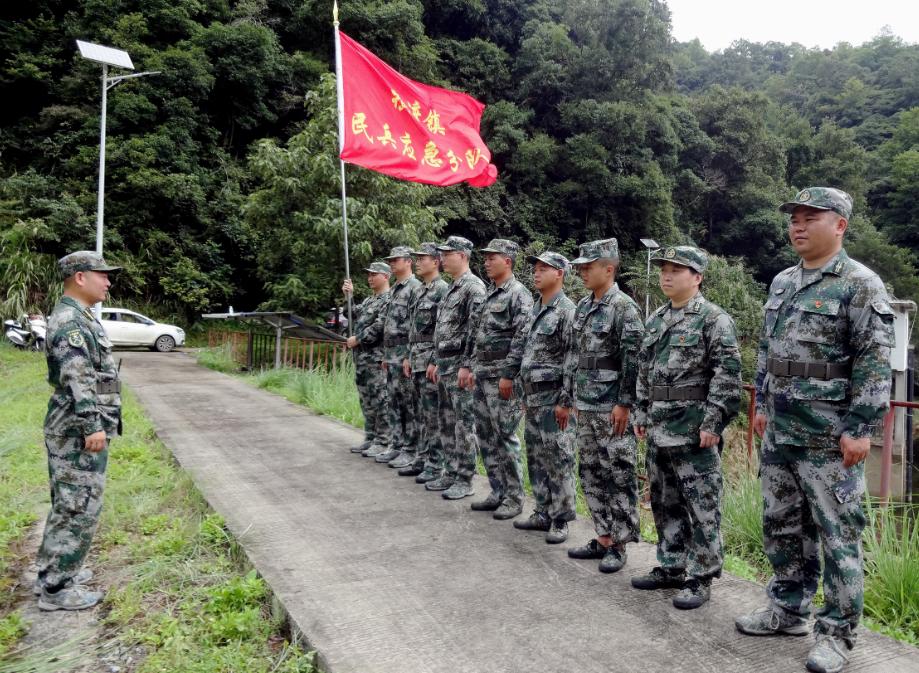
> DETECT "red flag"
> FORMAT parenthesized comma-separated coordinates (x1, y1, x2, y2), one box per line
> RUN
(338, 32, 497, 188)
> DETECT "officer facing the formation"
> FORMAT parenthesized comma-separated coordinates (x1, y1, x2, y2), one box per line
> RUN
(567, 239, 644, 573)
(465, 239, 533, 520)
(735, 188, 894, 673)
(400, 243, 449, 481)
(343, 262, 392, 457)
(35, 251, 122, 611)
(514, 251, 578, 543)
(426, 236, 487, 499)
(632, 246, 742, 610)
(378, 247, 422, 467)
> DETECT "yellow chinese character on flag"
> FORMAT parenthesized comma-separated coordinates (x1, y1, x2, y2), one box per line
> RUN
(351, 113, 373, 143)
(422, 141, 444, 168)
(391, 89, 406, 112)
(401, 133, 416, 160)
(447, 150, 460, 173)
(465, 148, 485, 169)
(377, 123, 396, 148)
(409, 101, 422, 121)
(425, 110, 446, 135)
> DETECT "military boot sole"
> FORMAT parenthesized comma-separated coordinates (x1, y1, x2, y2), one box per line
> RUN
(398, 466, 423, 476)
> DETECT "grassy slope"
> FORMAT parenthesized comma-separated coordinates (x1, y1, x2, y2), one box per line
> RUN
(198, 345, 919, 646)
(0, 344, 316, 671)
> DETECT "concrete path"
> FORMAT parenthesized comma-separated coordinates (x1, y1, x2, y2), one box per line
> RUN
(120, 352, 919, 673)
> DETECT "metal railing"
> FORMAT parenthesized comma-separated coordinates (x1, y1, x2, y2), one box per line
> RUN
(208, 330, 349, 372)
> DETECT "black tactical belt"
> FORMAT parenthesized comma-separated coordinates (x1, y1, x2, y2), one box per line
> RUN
(410, 335, 434, 344)
(96, 380, 121, 394)
(384, 336, 410, 347)
(524, 380, 560, 395)
(578, 355, 616, 370)
(479, 349, 510, 362)
(651, 385, 706, 402)
(767, 357, 849, 380)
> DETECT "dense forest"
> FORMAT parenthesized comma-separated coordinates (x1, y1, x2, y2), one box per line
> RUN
(2, 0, 918, 325)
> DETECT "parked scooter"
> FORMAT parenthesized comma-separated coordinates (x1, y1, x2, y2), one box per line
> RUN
(4, 313, 47, 351)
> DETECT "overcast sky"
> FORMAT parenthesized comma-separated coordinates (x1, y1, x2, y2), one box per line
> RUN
(666, 0, 919, 51)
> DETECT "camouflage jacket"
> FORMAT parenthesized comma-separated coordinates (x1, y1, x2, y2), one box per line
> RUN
(407, 276, 449, 373)
(45, 296, 121, 438)
(353, 290, 390, 365)
(434, 270, 487, 377)
(635, 293, 742, 447)
(520, 291, 576, 408)
(468, 276, 534, 380)
(571, 283, 645, 412)
(755, 249, 894, 449)
(382, 275, 421, 364)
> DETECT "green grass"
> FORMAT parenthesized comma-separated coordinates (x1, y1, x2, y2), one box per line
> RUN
(0, 343, 316, 672)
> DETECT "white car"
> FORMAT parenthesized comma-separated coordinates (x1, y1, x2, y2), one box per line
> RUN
(100, 308, 185, 352)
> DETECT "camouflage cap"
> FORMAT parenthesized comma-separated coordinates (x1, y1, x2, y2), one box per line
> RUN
(480, 238, 520, 258)
(364, 261, 392, 275)
(411, 242, 441, 257)
(779, 187, 853, 219)
(58, 250, 121, 278)
(570, 238, 619, 265)
(437, 235, 474, 254)
(651, 245, 708, 274)
(384, 245, 415, 260)
(526, 251, 570, 272)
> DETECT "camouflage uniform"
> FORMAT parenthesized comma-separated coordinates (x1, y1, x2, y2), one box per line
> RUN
(382, 247, 422, 459)
(519, 251, 577, 522)
(433, 237, 487, 487)
(468, 239, 533, 508)
(635, 246, 742, 581)
(755, 188, 894, 643)
(352, 262, 392, 450)
(570, 239, 644, 544)
(406, 243, 449, 472)
(36, 252, 121, 592)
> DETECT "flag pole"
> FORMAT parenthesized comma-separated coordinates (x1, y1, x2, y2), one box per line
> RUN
(333, 0, 353, 336)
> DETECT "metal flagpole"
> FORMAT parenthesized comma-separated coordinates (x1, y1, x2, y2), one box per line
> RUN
(333, 0, 353, 336)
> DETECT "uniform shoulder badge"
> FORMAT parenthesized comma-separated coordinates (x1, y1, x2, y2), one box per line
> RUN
(67, 329, 85, 348)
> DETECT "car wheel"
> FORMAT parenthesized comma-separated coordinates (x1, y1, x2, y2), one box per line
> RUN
(154, 335, 176, 353)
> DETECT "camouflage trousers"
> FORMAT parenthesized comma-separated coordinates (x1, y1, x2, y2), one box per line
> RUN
(385, 363, 418, 454)
(36, 435, 108, 590)
(647, 439, 723, 579)
(523, 405, 576, 522)
(438, 375, 478, 485)
(761, 444, 866, 635)
(473, 378, 524, 506)
(412, 371, 444, 471)
(575, 410, 639, 543)
(355, 358, 390, 447)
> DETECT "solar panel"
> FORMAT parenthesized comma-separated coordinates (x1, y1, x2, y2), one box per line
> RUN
(76, 40, 134, 70)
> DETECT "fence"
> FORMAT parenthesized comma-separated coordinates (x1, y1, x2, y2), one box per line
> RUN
(207, 329, 349, 372)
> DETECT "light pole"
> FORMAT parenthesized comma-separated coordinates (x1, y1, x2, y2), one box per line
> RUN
(640, 238, 659, 320)
(76, 40, 159, 318)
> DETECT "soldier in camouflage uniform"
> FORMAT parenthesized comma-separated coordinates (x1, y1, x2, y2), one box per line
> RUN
(466, 239, 533, 519)
(399, 243, 449, 481)
(425, 236, 487, 499)
(631, 246, 742, 610)
(378, 247, 422, 466)
(35, 251, 121, 611)
(514, 251, 577, 543)
(567, 239, 644, 574)
(343, 262, 392, 457)
(735, 188, 894, 673)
